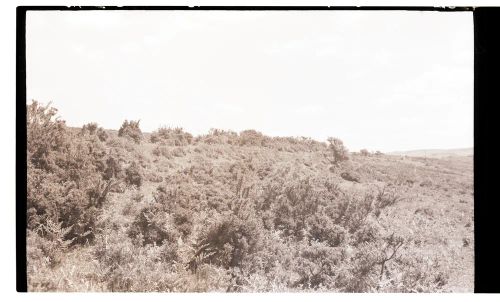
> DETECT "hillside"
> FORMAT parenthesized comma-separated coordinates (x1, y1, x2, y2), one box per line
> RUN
(26, 102, 473, 292)
(388, 148, 473, 158)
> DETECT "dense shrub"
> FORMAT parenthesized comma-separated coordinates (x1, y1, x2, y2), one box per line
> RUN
(152, 146, 172, 159)
(307, 215, 347, 247)
(125, 162, 143, 187)
(270, 177, 344, 242)
(27, 101, 68, 170)
(195, 129, 326, 152)
(292, 241, 343, 289)
(81, 122, 108, 142)
(128, 203, 179, 246)
(360, 149, 370, 156)
(272, 178, 319, 238)
(239, 130, 268, 147)
(150, 126, 193, 146)
(27, 101, 112, 244)
(189, 214, 262, 271)
(103, 156, 123, 180)
(118, 120, 142, 143)
(199, 128, 239, 145)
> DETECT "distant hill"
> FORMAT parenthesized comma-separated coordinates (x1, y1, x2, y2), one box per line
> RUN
(388, 147, 473, 158)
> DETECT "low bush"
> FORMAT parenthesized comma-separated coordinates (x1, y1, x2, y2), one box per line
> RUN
(128, 204, 179, 246)
(189, 214, 262, 271)
(375, 185, 404, 210)
(125, 162, 143, 187)
(341, 171, 360, 183)
(152, 146, 172, 159)
(146, 172, 163, 183)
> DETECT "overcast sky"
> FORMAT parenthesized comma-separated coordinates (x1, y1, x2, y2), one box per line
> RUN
(26, 10, 473, 152)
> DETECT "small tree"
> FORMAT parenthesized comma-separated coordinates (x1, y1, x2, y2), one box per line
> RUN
(118, 120, 142, 144)
(360, 149, 370, 156)
(327, 137, 349, 164)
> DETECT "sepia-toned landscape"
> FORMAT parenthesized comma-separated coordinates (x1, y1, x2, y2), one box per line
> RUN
(26, 100, 473, 292)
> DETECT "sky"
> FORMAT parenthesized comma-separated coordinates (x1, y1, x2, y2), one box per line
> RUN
(26, 10, 473, 152)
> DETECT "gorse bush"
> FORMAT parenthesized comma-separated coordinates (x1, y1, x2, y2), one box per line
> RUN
(82, 122, 108, 142)
(152, 146, 172, 158)
(239, 129, 268, 146)
(150, 126, 193, 146)
(196, 128, 326, 152)
(292, 241, 343, 290)
(118, 120, 142, 143)
(375, 185, 404, 210)
(27, 101, 116, 244)
(202, 128, 239, 145)
(128, 203, 179, 246)
(327, 137, 349, 164)
(360, 149, 370, 156)
(189, 214, 262, 271)
(125, 162, 143, 187)
(27, 101, 68, 171)
(103, 156, 123, 180)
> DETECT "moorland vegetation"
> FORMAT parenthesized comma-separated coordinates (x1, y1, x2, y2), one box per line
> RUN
(26, 101, 473, 292)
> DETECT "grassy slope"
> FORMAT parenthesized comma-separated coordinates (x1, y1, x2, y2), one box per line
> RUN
(43, 130, 473, 292)
(388, 148, 473, 158)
